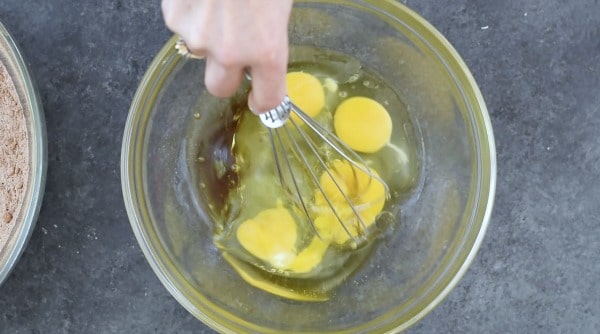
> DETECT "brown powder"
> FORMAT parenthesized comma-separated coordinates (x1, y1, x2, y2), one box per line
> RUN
(0, 60, 29, 251)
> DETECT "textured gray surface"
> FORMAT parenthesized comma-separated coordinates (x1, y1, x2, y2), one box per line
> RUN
(0, 0, 599, 333)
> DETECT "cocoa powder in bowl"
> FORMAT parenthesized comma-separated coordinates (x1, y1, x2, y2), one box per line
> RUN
(0, 60, 28, 251)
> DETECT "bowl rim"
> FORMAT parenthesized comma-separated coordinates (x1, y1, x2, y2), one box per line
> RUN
(0, 20, 47, 286)
(121, 0, 496, 332)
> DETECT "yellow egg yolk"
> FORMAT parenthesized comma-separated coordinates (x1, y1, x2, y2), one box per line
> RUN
(334, 96, 392, 153)
(288, 237, 329, 273)
(313, 160, 386, 244)
(236, 205, 328, 273)
(286, 71, 325, 123)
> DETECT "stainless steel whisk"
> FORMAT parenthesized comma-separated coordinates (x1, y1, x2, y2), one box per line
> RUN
(176, 39, 390, 243)
(258, 96, 390, 243)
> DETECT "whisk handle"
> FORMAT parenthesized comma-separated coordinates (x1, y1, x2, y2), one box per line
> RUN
(258, 96, 291, 128)
(244, 69, 291, 128)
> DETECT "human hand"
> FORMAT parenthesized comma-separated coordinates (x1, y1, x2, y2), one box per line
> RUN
(161, 0, 293, 114)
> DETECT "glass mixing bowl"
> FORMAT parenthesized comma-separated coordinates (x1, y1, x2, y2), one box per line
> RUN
(121, 1, 496, 332)
(0, 20, 47, 286)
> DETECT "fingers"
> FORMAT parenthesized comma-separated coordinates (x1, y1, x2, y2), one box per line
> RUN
(162, 0, 202, 37)
(162, 0, 292, 112)
(163, 0, 211, 55)
(160, 0, 179, 29)
(204, 57, 244, 98)
(247, 51, 289, 114)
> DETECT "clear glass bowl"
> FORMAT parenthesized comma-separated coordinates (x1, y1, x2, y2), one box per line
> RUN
(121, 1, 496, 332)
(0, 21, 47, 286)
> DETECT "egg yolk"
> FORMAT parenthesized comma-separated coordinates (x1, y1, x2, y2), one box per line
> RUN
(236, 205, 328, 273)
(333, 96, 392, 153)
(313, 159, 386, 244)
(288, 237, 329, 273)
(236, 206, 298, 269)
(286, 71, 325, 123)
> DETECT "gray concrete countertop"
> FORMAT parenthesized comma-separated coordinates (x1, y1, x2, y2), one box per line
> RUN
(0, 0, 598, 333)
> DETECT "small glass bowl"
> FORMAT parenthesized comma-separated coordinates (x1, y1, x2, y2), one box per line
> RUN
(0, 20, 47, 286)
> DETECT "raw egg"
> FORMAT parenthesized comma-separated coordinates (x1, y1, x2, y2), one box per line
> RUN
(334, 96, 392, 153)
(286, 71, 325, 123)
(236, 204, 328, 273)
(313, 159, 386, 244)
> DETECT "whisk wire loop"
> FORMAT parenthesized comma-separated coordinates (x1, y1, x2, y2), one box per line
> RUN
(285, 117, 366, 239)
(289, 102, 390, 195)
(264, 98, 390, 242)
(270, 128, 322, 238)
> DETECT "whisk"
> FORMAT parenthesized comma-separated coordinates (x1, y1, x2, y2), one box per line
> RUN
(176, 39, 390, 245)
